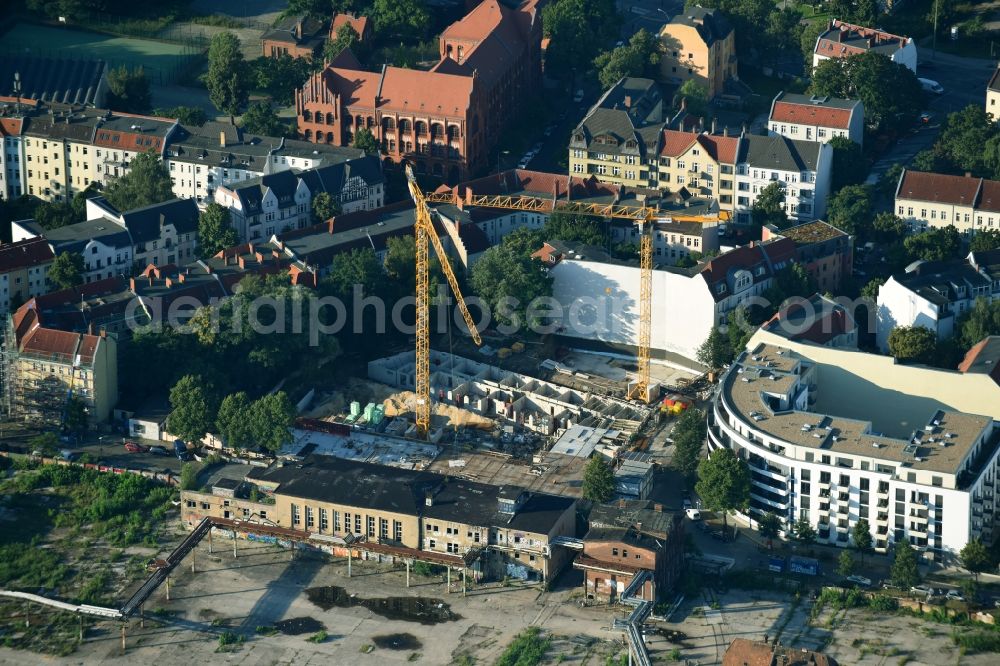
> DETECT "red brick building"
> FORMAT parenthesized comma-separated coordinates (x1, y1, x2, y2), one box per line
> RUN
(295, 0, 542, 182)
(330, 13, 372, 43)
(261, 15, 327, 59)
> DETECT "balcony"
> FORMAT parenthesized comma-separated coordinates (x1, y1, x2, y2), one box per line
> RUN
(876, 512, 889, 524)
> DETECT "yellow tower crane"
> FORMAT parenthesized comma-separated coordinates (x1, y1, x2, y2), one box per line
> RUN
(406, 166, 482, 437)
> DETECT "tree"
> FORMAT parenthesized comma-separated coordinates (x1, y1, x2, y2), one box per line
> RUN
(935, 105, 999, 177)
(153, 106, 207, 126)
(888, 326, 937, 364)
(250, 54, 312, 107)
(671, 407, 706, 480)
(34, 201, 77, 231)
(311, 191, 340, 223)
(837, 550, 856, 578)
(829, 135, 866, 191)
(872, 212, 907, 243)
(28, 432, 59, 456)
(64, 396, 88, 437)
(103, 151, 174, 212)
(861, 278, 884, 303)
(70, 182, 101, 219)
(751, 181, 787, 228)
(48, 251, 84, 290)
(249, 391, 296, 453)
(765, 263, 816, 310)
(852, 519, 873, 564)
(215, 391, 253, 449)
(167, 374, 219, 445)
(854, 0, 878, 25)
(283, 0, 335, 17)
(758, 512, 781, 550)
(890, 538, 920, 589)
(197, 203, 238, 259)
(353, 127, 380, 155)
(324, 247, 387, 300)
(827, 184, 874, 237)
(877, 163, 904, 199)
(179, 462, 199, 491)
(502, 227, 546, 258)
(371, 0, 429, 37)
(904, 225, 962, 262)
(677, 79, 709, 119)
(240, 101, 293, 138)
(542, 0, 620, 81)
(106, 65, 151, 114)
(800, 17, 828, 69)
(959, 539, 991, 582)
(594, 29, 661, 89)
(792, 518, 816, 545)
(727, 306, 757, 354)
(971, 229, 1000, 252)
(206, 31, 250, 125)
(958, 298, 1000, 350)
(324, 23, 362, 62)
(695, 448, 750, 531)
(696, 326, 733, 370)
(469, 245, 553, 329)
(810, 52, 923, 134)
(544, 211, 607, 246)
(582, 456, 615, 502)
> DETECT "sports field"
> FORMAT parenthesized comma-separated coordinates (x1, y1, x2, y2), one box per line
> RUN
(0, 22, 199, 85)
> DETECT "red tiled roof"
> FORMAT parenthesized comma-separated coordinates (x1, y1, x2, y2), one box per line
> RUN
(0, 117, 23, 137)
(978, 179, 1000, 213)
(93, 128, 165, 152)
(331, 13, 370, 39)
(723, 638, 835, 666)
(442, 0, 511, 42)
(814, 19, 909, 57)
(20, 327, 79, 360)
(318, 66, 476, 117)
(660, 129, 697, 157)
(699, 133, 740, 164)
(896, 170, 982, 206)
(771, 100, 853, 129)
(958, 336, 1000, 385)
(0, 238, 54, 273)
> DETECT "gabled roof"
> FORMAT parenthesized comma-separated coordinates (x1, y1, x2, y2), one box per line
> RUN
(43, 218, 132, 255)
(958, 336, 1000, 385)
(574, 78, 664, 157)
(0, 117, 23, 137)
(895, 170, 983, 206)
(313, 65, 476, 118)
(262, 14, 327, 48)
(699, 239, 796, 302)
(659, 129, 739, 163)
(977, 178, 1000, 213)
(228, 170, 301, 216)
(814, 19, 910, 60)
(990, 67, 1000, 93)
(666, 6, 733, 46)
(770, 92, 860, 130)
(723, 638, 836, 666)
(120, 198, 199, 244)
(0, 237, 55, 273)
(331, 13, 370, 39)
(295, 156, 385, 202)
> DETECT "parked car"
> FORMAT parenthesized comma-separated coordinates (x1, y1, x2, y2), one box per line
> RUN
(124, 441, 149, 453)
(945, 589, 965, 602)
(682, 499, 693, 510)
(685, 508, 702, 521)
(918, 77, 944, 94)
(911, 584, 934, 596)
(148, 445, 170, 456)
(846, 575, 872, 587)
(573, 89, 584, 103)
(59, 450, 78, 462)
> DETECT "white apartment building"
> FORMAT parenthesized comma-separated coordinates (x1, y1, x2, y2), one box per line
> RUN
(875, 250, 1000, 352)
(709, 332, 1000, 561)
(13, 215, 133, 283)
(733, 135, 832, 225)
(768, 92, 864, 147)
(215, 170, 312, 243)
(812, 20, 917, 74)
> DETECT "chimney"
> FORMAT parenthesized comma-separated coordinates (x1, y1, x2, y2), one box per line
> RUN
(624, 95, 632, 109)
(723, 126, 729, 137)
(425, 490, 435, 507)
(99, 328, 107, 339)
(220, 131, 227, 148)
(328, 219, 335, 234)
(654, 502, 663, 512)
(965, 171, 972, 178)
(129, 277, 136, 291)
(178, 273, 186, 283)
(618, 498, 626, 508)
(711, 117, 717, 135)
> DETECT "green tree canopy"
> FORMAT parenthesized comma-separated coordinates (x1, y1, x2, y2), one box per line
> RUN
(324, 23, 363, 62)
(677, 79, 709, 118)
(48, 251, 85, 290)
(207, 31, 250, 124)
(594, 29, 661, 89)
(312, 191, 340, 223)
(197, 203, 239, 259)
(216, 391, 254, 449)
(904, 225, 962, 263)
(829, 135, 866, 191)
(837, 550, 856, 578)
(106, 65, 151, 114)
(371, 0, 429, 36)
(249, 391, 296, 453)
(765, 263, 817, 310)
(543, 211, 607, 246)
(501, 226, 546, 258)
(64, 396, 88, 436)
(542, 0, 620, 81)
(353, 127, 380, 155)
(872, 212, 907, 243)
(469, 245, 553, 329)
(959, 539, 991, 582)
(671, 407, 707, 480)
(695, 447, 750, 529)
(890, 538, 920, 589)
(758, 512, 781, 549)
(933, 105, 1000, 177)
(958, 298, 1000, 350)
(154, 106, 208, 126)
(971, 229, 1000, 252)
(696, 326, 733, 370)
(324, 247, 387, 300)
(179, 461, 199, 490)
(241, 101, 294, 138)
(792, 518, 816, 545)
(34, 201, 78, 231)
(582, 456, 615, 502)
(852, 518, 873, 562)
(751, 181, 787, 228)
(103, 151, 174, 212)
(861, 277, 885, 303)
(250, 54, 312, 107)
(888, 325, 937, 364)
(827, 184, 874, 237)
(167, 374, 219, 444)
(810, 51, 923, 134)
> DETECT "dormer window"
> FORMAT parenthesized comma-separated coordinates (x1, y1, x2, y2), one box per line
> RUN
(716, 283, 726, 295)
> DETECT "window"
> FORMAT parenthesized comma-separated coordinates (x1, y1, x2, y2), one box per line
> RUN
(366, 515, 375, 537)
(393, 520, 403, 541)
(291, 503, 301, 525)
(320, 508, 328, 531)
(305, 506, 314, 528)
(344, 512, 352, 532)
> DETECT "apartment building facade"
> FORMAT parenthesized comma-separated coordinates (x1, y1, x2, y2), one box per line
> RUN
(0, 238, 54, 317)
(180, 456, 577, 582)
(13, 216, 133, 284)
(658, 7, 737, 99)
(768, 92, 865, 147)
(875, 250, 1000, 351)
(0, 110, 27, 199)
(260, 14, 326, 59)
(709, 334, 1000, 560)
(894, 169, 1000, 235)
(988, 68, 1000, 122)
(812, 19, 917, 73)
(656, 129, 739, 208)
(733, 135, 832, 225)
(762, 220, 853, 293)
(569, 78, 665, 189)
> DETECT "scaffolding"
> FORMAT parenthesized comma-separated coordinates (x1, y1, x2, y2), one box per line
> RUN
(1, 315, 78, 426)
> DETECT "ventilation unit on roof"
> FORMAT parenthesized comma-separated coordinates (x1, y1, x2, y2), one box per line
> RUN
(872, 442, 881, 448)
(933, 419, 941, 426)
(914, 457, 925, 462)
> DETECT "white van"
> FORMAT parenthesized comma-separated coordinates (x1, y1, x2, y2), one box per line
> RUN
(919, 78, 944, 94)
